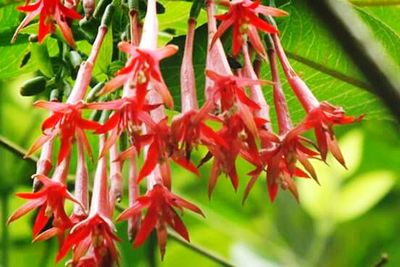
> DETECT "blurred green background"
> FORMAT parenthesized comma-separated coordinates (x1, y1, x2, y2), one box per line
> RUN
(1, 0, 400, 266)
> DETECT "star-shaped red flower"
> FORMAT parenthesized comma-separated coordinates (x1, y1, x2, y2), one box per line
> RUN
(8, 174, 84, 238)
(98, 42, 177, 109)
(56, 214, 120, 266)
(117, 184, 204, 258)
(26, 101, 100, 164)
(305, 101, 363, 166)
(13, 0, 82, 46)
(211, 0, 287, 56)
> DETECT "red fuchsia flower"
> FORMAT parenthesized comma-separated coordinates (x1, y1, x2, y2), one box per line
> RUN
(57, 136, 120, 266)
(243, 46, 320, 203)
(86, 93, 161, 158)
(8, 156, 85, 239)
(271, 33, 363, 165)
(211, 0, 287, 56)
(117, 183, 204, 258)
(200, 114, 261, 197)
(248, 127, 320, 202)
(126, 115, 200, 189)
(98, 41, 177, 109)
(206, 69, 271, 137)
(25, 100, 100, 165)
(303, 101, 363, 166)
(12, 0, 82, 46)
(171, 100, 228, 161)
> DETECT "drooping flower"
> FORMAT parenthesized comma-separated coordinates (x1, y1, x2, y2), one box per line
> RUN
(201, 114, 261, 197)
(211, 0, 287, 56)
(8, 158, 84, 238)
(206, 69, 270, 138)
(57, 135, 120, 266)
(117, 183, 204, 258)
(57, 214, 120, 266)
(271, 34, 363, 166)
(98, 41, 177, 109)
(13, 0, 82, 46)
(130, 116, 200, 188)
(26, 101, 100, 164)
(171, 100, 227, 161)
(86, 95, 161, 157)
(304, 101, 363, 165)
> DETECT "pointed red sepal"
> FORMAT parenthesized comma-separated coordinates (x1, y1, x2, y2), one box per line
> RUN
(118, 184, 203, 258)
(211, 0, 286, 56)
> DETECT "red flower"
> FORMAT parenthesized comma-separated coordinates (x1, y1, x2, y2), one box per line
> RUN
(7, 174, 84, 237)
(171, 100, 227, 160)
(117, 184, 204, 258)
(13, 0, 81, 46)
(211, 0, 287, 56)
(201, 115, 260, 197)
(56, 214, 120, 266)
(206, 70, 269, 138)
(86, 96, 161, 157)
(98, 41, 178, 109)
(26, 101, 100, 164)
(305, 102, 363, 166)
(243, 126, 320, 202)
(131, 116, 200, 188)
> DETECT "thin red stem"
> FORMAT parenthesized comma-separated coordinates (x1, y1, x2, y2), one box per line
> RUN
(74, 137, 89, 216)
(89, 135, 109, 217)
(128, 154, 139, 240)
(205, 0, 232, 95)
(181, 18, 199, 113)
(130, 10, 141, 46)
(271, 34, 319, 112)
(242, 44, 272, 131)
(51, 153, 71, 184)
(267, 47, 292, 135)
(67, 25, 109, 104)
(109, 144, 122, 213)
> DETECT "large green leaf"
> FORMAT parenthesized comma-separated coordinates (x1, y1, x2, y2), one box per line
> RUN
(163, 0, 396, 122)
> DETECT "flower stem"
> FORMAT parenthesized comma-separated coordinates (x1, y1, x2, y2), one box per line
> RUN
(205, 0, 232, 93)
(109, 144, 123, 211)
(271, 34, 319, 112)
(127, 154, 140, 240)
(267, 46, 292, 135)
(52, 153, 71, 184)
(129, 0, 140, 45)
(242, 44, 272, 131)
(90, 135, 109, 217)
(67, 17, 111, 103)
(139, 0, 158, 50)
(74, 137, 89, 216)
(181, 18, 199, 113)
(1, 194, 9, 267)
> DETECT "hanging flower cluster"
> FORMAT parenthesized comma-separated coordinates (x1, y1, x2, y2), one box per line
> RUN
(8, 0, 362, 265)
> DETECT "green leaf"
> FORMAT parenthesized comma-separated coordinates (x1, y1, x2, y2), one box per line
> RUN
(334, 171, 396, 222)
(93, 26, 114, 80)
(30, 42, 54, 77)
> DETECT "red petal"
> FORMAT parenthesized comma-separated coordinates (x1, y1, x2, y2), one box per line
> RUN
(208, 161, 220, 199)
(117, 197, 151, 221)
(172, 157, 199, 176)
(134, 205, 158, 247)
(33, 205, 50, 237)
(7, 199, 44, 224)
(137, 143, 159, 182)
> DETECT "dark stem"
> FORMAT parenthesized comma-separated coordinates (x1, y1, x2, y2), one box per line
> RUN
(1, 194, 9, 267)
